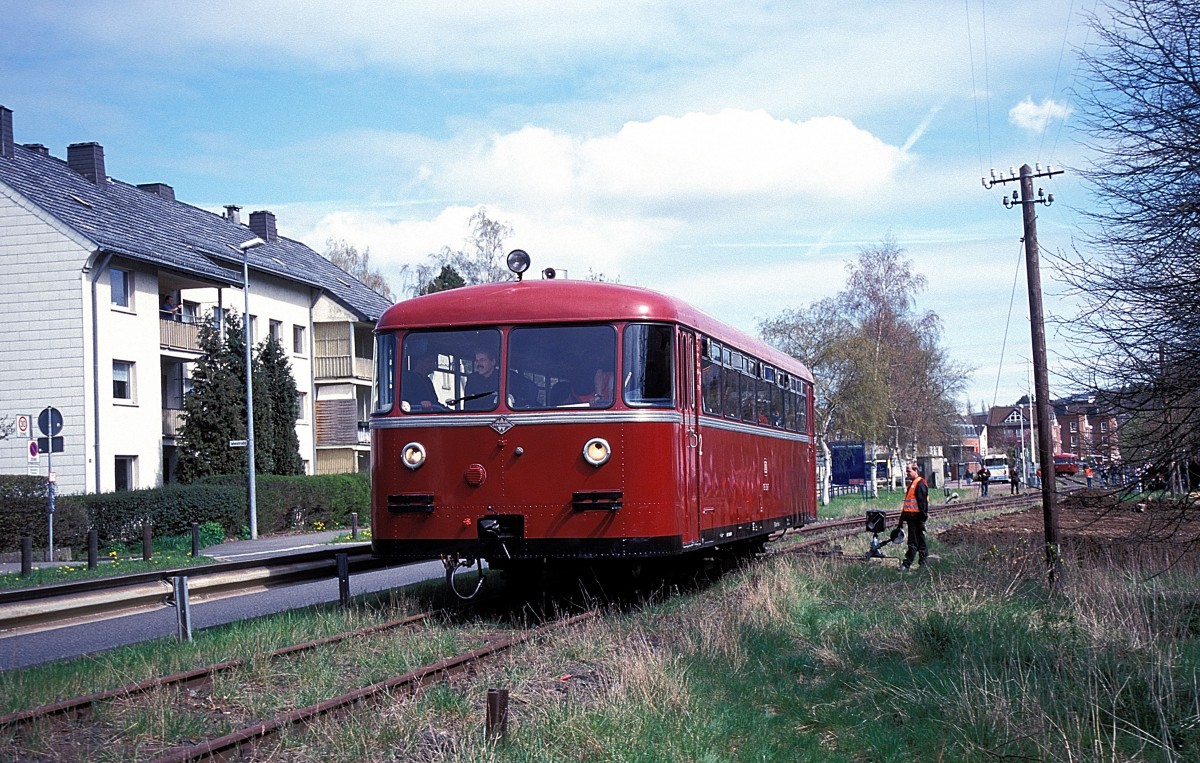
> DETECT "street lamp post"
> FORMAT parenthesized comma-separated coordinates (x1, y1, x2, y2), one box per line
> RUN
(239, 236, 266, 539)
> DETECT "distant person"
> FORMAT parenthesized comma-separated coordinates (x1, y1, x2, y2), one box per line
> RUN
(1085, 465, 1095, 489)
(401, 350, 441, 411)
(463, 348, 500, 411)
(1010, 467, 1021, 495)
(898, 461, 929, 570)
(160, 295, 181, 321)
(978, 464, 991, 497)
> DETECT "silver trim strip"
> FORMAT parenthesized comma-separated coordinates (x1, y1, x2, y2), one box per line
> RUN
(372, 410, 684, 429)
(698, 416, 813, 444)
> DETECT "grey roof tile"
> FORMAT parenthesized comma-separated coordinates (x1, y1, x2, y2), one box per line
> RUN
(0, 143, 393, 321)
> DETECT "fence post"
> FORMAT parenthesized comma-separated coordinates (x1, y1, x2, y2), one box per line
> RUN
(351, 512, 359, 540)
(88, 529, 98, 570)
(143, 522, 152, 561)
(173, 576, 192, 642)
(20, 536, 32, 577)
(191, 522, 200, 558)
(337, 552, 350, 608)
(486, 688, 509, 740)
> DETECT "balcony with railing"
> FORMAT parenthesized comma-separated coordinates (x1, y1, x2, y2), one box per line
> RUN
(315, 399, 370, 447)
(314, 354, 373, 380)
(160, 318, 201, 352)
(163, 408, 185, 437)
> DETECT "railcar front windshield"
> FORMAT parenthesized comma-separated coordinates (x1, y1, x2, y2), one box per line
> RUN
(399, 329, 502, 413)
(508, 325, 617, 409)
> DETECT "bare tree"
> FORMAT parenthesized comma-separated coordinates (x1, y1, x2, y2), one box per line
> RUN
(324, 239, 395, 301)
(760, 238, 966, 465)
(403, 208, 516, 296)
(1058, 0, 1200, 498)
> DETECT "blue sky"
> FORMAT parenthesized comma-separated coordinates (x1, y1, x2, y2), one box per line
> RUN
(3, 1, 1097, 411)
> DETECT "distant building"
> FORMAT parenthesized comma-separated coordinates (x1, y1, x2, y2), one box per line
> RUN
(1053, 393, 1121, 465)
(0, 105, 392, 494)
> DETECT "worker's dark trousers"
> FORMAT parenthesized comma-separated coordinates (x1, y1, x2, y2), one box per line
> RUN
(900, 512, 927, 567)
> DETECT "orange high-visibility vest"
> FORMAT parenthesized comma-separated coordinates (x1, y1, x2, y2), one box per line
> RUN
(902, 476, 926, 514)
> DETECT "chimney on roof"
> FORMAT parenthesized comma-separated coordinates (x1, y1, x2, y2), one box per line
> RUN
(137, 182, 175, 201)
(67, 142, 107, 184)
(249, 210, 277, 242)
(224, 205, 241, 224)
(0, 105, 13, 159)
(23, 143, 49, 156)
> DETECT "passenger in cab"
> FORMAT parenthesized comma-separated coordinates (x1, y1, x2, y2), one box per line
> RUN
(463, 348, 500, 411)
(551, 368, 614, 407)
(401, 349, 441, 411)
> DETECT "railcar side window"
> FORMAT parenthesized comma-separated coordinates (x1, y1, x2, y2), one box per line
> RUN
(400, 329, 501, 413)
(508, 325, 617, 409)
(372, 333, 396, 414)
(701, 356, 721, 414)
(623, 324, 674, 407)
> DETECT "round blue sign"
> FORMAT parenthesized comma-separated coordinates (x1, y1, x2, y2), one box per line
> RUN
(38, 407, 63, 437)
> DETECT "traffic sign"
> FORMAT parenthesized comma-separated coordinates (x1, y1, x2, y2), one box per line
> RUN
(229, 439, 248, 448)
(37, 436, 64, 454)
(17, 414, 31, 437)
(28, 440, 38, 463)
(38, 407, 63, 437)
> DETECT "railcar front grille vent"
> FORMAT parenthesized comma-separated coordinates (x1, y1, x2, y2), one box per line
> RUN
(387, 493, 435, 513)
(572, 490, 624, 511)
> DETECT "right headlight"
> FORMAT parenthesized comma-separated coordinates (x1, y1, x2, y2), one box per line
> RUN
(401, 441, 427, 470)
(583, 437, 611, 467)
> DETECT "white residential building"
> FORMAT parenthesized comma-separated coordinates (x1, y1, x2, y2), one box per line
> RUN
(0, 105, 392, 494)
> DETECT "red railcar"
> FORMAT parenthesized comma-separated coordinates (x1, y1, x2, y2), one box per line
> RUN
(370, 272, 816, 585)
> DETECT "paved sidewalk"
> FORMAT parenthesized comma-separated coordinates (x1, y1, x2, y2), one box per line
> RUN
(1, 530, 368, 576)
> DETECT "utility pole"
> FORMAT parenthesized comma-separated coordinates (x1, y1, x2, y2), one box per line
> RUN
(984, 163, 1064, 588)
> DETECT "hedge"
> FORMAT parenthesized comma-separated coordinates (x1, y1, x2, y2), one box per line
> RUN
(0, 475, 89, 553)
(0, 472, 372, 553)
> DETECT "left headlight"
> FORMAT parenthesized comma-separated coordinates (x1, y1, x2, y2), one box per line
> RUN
(582, 437, 611, 467)
(401, 441, 427, 470)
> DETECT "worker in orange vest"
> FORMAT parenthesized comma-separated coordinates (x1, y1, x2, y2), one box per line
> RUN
(898, 461, 929, 569)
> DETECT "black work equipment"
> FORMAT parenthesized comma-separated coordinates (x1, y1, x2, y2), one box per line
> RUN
(864, 510, 904, 559)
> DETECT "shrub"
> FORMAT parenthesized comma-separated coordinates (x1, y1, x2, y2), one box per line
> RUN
(196, 472, 371, 533)
(0, 475, 89, 553)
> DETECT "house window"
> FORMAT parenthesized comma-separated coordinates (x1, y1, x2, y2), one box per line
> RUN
(293, 325, 306, 355)
(1069, 421, 1078, 433)
(248, 315, 257, 342)
(114, 456, 136, 491)
(211, 306, 225, 332)
(110, 268, 132, 308)
(113, 360, 135, 401)
(1100, 420, 1108, 432)
(296, 391, 307, 422)
(269, 319, 282, 343)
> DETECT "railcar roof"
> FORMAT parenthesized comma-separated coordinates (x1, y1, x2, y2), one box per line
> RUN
(378, 279, 812, 381)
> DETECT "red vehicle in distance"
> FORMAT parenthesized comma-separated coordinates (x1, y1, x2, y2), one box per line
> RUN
(1054, 453, 1079, 476)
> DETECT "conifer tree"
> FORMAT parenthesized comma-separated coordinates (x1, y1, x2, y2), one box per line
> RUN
(258, 335, 304, 475)
(177, 311, 249, 481)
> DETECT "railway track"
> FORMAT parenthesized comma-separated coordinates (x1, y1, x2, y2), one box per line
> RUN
(2, 610, 594, 762)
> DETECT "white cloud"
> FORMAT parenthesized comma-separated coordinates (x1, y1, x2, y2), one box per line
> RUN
(437, 109, 905, 210)
(1008, 97, 1072, 133)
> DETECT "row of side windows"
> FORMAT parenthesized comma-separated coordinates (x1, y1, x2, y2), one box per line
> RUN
(699, 338, 809, 433)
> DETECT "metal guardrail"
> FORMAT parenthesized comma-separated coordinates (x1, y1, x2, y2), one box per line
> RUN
(0, 543, 390, 635)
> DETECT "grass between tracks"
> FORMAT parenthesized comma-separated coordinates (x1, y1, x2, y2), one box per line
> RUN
(5, 524, 1199, 762)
